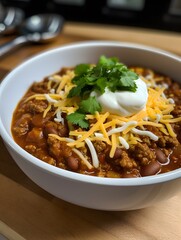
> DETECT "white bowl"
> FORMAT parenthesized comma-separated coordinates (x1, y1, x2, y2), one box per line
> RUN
(0, 41, 181, 211)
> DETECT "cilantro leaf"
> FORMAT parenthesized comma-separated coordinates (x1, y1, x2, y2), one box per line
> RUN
(108, 70, 138, 92)
(67, 80, 86, 98)
(79, 96, 102, 114)
(68, 55, 138, 99)
(66, 97, 101, 128)
(96, 77, 107, 94)
(74, 64, 90, 75)
(98, 55, 119, 66)
(66, 112, 89, 129)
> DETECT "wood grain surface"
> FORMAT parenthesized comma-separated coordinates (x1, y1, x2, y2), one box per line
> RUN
(0, 22, 181, 240)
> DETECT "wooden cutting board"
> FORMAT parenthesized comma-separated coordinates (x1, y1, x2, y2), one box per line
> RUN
(0, 23, 181, 240)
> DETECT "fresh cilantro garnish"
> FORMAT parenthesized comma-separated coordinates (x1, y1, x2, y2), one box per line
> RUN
(66, 97, 101, 129)
(79, 96, 102, 114)
(68, 55, 138, 98)
(66, 56, 138, 128)
(66, 112, 89, 129)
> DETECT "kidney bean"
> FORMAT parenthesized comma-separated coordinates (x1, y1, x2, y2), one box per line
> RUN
(98, 153, 106, 163)
(26, 128, 46, 147)
(141, 161, 161, 176)
(57, 124, 69, 137)
(43, 121, 59, 137)
(66, 156, 79, 171)
(113, 148, 122, 159)
(155, 148, 168, 164)
(104, 147, 122, 161)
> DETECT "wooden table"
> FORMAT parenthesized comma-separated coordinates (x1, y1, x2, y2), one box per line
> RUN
(0, 22, 181, 240)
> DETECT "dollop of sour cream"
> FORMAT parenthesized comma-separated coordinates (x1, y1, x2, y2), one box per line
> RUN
(91, 78, 148, 116)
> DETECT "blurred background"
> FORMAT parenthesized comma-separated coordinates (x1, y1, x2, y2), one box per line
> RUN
(0, 0, 181, 32)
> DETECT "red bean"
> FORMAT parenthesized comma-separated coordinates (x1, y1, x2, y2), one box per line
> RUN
(113, 148, 122, 159)
(43, 121, 58, 137)
(66, 156, 79, 171)
(98, 153, 106, 163)
(57, 124, 69, 137)
(26, 128, 43, 142)
(155, 148, 168, 164)
(26, 128, 46, 147)
(141, 161, 161, 176)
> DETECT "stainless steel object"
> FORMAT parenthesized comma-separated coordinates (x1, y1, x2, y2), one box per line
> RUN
(0, 13, 64, 57)
(0, 5, 24, 35)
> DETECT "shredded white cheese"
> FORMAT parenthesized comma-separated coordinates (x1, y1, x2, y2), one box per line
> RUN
(54, 110, 64, 125)
(118, 136, 129, 149)
(131, 128, 159, 141)
(94, 132, 104, 138)
(50, 89, 55, 94)
(155, 114, 161, 123)
(107, 121, 137, 136)
(168, 98, 175, 104)
(85, 138, 99, 168)
(44, 94, 58, 103)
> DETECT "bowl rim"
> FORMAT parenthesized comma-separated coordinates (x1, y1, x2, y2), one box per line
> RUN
(0, 40, 181, 186)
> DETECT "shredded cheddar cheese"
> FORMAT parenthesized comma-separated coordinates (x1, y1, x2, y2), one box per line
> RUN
(68, 112, 110, 147)
(110, 133, 117, 158)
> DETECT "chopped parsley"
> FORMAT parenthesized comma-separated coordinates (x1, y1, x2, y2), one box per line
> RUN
(66, 55, 138, 128)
